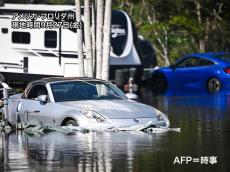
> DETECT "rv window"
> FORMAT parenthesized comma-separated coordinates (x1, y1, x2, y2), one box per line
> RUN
(2, 28, 8, 34)
(45, 31, 57, 48)
(12, 32, 30, 44)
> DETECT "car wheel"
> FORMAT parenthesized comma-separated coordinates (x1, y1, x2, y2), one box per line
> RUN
(64, 119, 78, 126)
(151, 73, 168, 94)
(207, 78, 221, 93)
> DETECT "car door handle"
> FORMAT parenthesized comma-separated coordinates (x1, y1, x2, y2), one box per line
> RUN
(34, 110, 40, 113)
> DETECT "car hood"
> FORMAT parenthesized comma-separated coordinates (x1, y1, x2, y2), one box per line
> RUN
(58, 100, 155, 119)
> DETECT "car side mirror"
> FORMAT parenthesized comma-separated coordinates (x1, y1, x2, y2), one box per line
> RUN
(37, 95, 47, 102)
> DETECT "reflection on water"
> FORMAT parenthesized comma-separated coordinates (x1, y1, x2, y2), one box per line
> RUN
(1, 131, 168, 172)
(1, 88, 230, 171)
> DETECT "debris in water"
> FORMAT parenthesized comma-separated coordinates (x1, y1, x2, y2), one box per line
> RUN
(143, 127, 181, 134)
(22, 119, 181, 135)
(24, 119, 89, 136)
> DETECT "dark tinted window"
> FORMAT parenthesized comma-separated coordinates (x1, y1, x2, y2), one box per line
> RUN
(198, 58, 214, 66)
(12, 31, 30, 44)
(175, 57, 199, 68)
(45, 30, 57, 48)
(175, 57, 214, 68)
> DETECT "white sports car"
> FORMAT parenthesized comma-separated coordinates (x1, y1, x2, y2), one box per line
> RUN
(7, 77, 170, 130)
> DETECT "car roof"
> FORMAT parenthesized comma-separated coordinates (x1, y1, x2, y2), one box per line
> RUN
(29, 77, 108, 85)
(183, 52, 230, 63)
(187, 52, 228, 57)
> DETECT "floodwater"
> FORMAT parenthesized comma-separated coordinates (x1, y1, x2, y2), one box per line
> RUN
(1, 88, 230, 172)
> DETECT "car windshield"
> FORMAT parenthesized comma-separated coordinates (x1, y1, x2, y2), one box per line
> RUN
(50, 80, 127, 102)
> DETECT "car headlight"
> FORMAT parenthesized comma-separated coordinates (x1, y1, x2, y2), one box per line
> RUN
(155, 109, 170, 127)
(81, 109, 109, 123)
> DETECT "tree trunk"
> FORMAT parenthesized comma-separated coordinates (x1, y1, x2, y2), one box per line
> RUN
(102, 0, 112, 81)
(84, 0, 93, 77)
(75, 0, 85, 77)
(96, 0, 104, 79)
(153, 28, 170, 66)
(195, 0, 205, 52)
(163, 26, 170, 66)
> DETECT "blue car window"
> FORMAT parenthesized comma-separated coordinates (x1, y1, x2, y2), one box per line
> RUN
(175, 57, 199, 68)
(198, 58, 214, 66)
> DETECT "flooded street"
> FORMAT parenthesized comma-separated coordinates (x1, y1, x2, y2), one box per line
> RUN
(1, 88, 230, 172)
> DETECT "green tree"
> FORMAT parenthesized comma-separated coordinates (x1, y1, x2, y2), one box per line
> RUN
(113, 0, 230, 66)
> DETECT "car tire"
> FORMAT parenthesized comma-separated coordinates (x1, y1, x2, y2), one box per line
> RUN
(64, 119, 78, 126)
(151, 73, 168, 94)
(207, 78, 221, 93)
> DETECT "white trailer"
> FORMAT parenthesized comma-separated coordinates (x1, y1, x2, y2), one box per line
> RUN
(0, 3, 153, 87)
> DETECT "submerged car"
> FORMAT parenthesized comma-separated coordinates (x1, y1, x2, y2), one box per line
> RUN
(151, 52, 230, 93)
(7, 77, 169, 130)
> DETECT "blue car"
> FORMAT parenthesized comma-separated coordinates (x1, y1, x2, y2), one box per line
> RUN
(151, 52, 230, 93)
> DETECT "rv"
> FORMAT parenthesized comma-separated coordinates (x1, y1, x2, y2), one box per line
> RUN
(0, 3, 156, 87)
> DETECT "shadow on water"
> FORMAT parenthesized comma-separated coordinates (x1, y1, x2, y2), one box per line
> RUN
(1, 87, 230, 171)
